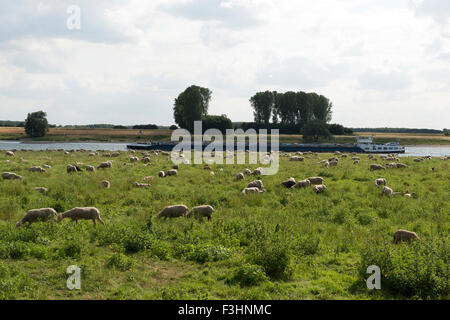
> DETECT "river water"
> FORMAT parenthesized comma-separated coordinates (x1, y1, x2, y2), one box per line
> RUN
(0, 140, 449, 157)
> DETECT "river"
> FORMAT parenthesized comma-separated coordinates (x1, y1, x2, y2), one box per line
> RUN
(0, 140, 449, 157)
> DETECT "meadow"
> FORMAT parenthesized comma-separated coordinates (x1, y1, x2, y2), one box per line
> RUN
(0, 149, 448, 300)
(1, 127, 450, 145)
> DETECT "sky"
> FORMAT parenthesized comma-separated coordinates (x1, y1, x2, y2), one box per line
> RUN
(0, 0, 449, 129)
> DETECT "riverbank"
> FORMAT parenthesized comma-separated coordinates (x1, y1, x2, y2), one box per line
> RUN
(1, 127, 449, 145)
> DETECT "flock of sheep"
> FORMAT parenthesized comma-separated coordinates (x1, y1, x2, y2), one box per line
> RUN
(2, 148, 448, 244)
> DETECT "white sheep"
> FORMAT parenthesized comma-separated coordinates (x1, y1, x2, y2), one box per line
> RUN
(158, 171, 165, 178)
(167, 169, 178, 176)
(157, 205, 189, 219)
(313, 184, 327, 194)
(29, 166, 46, 173)
(236, 172, 244, 181)
(281, 177, 296, 188)
(370, 164, 386, 171)
(57, 207, 105, 226)
(16, 208, 57, 227)
(307, 177, 324, 185)
(242, 187, 266, 195)
(381, 186, 393, 197)
(102, 180, 111, 188)
(97, 161, 112, 169)
(186, 205, 214, 220)
(393, 229, 420, 244)
(247, 180, 264, 190)
(34, 187, 48, 193)
(374, 178, 387, 187)
(133, 182, 150, 188)
(292, 179, 311, 189)
(1, 172, 23, 181)
(85, 165, 96, 172)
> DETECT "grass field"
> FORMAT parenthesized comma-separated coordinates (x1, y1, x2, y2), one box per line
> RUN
(0, 150, 449, 300)
(1, 127, 449, 145)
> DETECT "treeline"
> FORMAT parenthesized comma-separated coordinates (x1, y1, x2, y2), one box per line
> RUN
(0, 120, 25, 127)
(250, 91, 332, 127)
(235, 122, 353, 135)
(352, 128, 444, 134)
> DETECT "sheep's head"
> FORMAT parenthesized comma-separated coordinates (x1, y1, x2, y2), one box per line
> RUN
(56, 214, 63, 222)
(16, 221, 21, 227)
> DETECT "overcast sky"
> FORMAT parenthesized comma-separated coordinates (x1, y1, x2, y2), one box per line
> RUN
(0, 0, 449, 129)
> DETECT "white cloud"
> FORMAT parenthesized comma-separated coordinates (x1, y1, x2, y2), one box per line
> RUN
(0, 0, 449, 129)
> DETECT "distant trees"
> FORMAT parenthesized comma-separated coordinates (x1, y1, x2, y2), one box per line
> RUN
(250, 91, 333, 129)
(202, 115, 233, 133)
(0, 120, 24, 127)
(444, 129, 449, 136)
(173, 85, 212, 132)
(302, 120, 332, 142)
(169, 125, 178, 130)
(24, 111, 49, 138)
(132, 124, 158, 130)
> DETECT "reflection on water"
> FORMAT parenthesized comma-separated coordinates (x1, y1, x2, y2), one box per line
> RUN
(0, 141, 449, 157)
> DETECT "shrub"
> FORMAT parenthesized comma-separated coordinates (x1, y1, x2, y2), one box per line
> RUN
(227, 263, 268, 287)
(359, 238, 449, 299)
(249, 240, 293, 280)
(107, 252, 134, 271)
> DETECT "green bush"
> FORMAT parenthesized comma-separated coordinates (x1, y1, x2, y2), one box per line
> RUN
(107, 252, 134, 271)
(227, 263, 268, 287)
(359, 239, 449, 299)
(249, 240, 293, 280)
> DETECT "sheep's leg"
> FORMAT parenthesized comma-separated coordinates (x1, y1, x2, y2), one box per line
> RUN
(92, 218, 96, 227)
(97, 217, 105, 225)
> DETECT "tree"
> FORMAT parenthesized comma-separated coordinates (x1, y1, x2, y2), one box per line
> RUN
(444, 129, 449, 136)
(24, 110, 49, 138)
(169, 125, 178, 130)
(173, 85, 212, 133)
(202, 114, 233, 133)
(302, 120, 331, 142)
(250, 91, 274, 125)
(328, 123, 345, 135)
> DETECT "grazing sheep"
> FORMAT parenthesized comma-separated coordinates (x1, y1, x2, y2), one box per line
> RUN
(413, 158, 423, 163)
(374, 178, 387, 187)
(203, 165, 211, 170)
(370, 164, 386, 171)
(143, 176, 154, 181)
(97, 161, 112, 169)
(89, 152, 96, 157)
(329, 160, 338, 167)
(130, 156, 139, 163)
(111, 152, 120, 157)
(312, 184, 327, 194)
(57, 207, 105, 226)
(292, 179, 311, 189)
(252, 168, 263, 176)
(236, 172, 244, 181)
(1, 172, 23, 181)
(42, 164, 51, 169)
(29, 166, 46, 173)
(6, 151, 15, 157)
(102, 180, 111, 188)
(242, 187, 266, 195)
(67, 165, 79, 173)
(172, 164, 179, 170)
(396, 163, 408, 169)
(167, 169, 178, 176)
(393, 229, 420, 244)
(328, 157, 339, 162)
(133, 182, 150, 188)
(34, 187, 48, 193)
(186, 205, 214, 220)
(247, 180, 264, 190)
(157, 205, 189, 219)
(85, 165, 96, 172)
(307, 177, 324, 185)
(381, 186, 393, 197)
(103, 153, 111, 157)
(290, 156, 305, 162)
(142, 157, 151, 164)
(158, 171, 165, 178)
(244, 168, 252, 175)
(210, 171, 215, 176)
(281, 177, 296, 188)
(16, 208, 57, 227)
